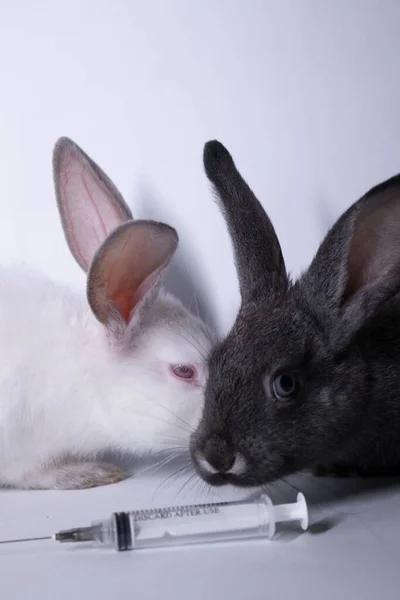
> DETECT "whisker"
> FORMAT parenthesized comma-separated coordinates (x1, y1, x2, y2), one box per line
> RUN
(195, 479, 209, 503)
(175, 471, 198, 502)
(190, 478, 203, 501)
(172, 261, 215, 347)
(129, 393, 196, 435)
(154, 409, 195, 436)
(151, 445, 189, 457)
(279, 475, 355, 521)
(124, 407, 192, 436)
(152, 463, 193, 499)
(160, 322, 208, 361)
(278, 477, 303, 495)
(146, 397, 196, 434)
(134, 449, 187, 478)
(205, 481, 215, 501)
(192, 291, 214, 345)
(183, 473, 203, 501)
(178, 318, 211, 357)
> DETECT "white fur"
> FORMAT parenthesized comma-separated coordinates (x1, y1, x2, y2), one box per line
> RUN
(0, 264, 212, 489)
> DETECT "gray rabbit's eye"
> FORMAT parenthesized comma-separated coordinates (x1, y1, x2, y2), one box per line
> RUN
(271, 373, 300, 400)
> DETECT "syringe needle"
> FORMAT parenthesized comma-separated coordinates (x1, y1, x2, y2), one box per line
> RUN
(0, 536, 52, 545)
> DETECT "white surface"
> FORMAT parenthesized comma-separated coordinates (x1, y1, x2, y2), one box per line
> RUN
(1, 0, 400, 598)
(1, 463, 400, 600)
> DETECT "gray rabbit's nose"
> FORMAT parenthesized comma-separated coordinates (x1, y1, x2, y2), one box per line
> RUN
(203, 436, 235, 473)
(197, 435, 244, 474)
(192, 434, 249, 479)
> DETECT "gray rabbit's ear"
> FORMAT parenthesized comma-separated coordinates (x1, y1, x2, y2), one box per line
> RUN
(303, 174, 400, 337)
(203, 141, 288, 304)
(53, 137, 133, 272)
(87, 220, 178, 330)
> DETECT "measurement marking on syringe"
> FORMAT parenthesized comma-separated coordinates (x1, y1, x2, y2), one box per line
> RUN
(131, 503, 229, 522)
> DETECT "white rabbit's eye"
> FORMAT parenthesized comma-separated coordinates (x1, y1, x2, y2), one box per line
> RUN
(271, 372, 299, 400)
(171, 364, 196, 380)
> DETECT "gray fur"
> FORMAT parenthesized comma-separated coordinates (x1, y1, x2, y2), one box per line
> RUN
(203, 142, 288, 304)
(191, 140, 400, 487)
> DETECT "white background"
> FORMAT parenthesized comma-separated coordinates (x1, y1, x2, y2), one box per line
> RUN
(1, 1, 400, 598)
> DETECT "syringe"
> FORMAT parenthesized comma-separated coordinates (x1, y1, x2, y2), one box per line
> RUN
(0, 493, 308, 552)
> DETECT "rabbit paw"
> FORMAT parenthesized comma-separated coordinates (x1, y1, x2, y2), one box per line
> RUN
(55, 462, 128, 489)
(21, 462, 128, 490)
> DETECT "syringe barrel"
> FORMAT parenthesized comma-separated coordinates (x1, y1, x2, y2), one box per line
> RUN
(86, 493, 308, 552)
(130, 501, 272, 550)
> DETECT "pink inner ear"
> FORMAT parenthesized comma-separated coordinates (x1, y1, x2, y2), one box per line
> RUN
(61, 158, 108, 269)
(87, 223, 178, 326)
(128, 267, 164, 320)
(56, 142, 131, 272)
(106, 264, 165, 324)
(344, 192, 400, 302)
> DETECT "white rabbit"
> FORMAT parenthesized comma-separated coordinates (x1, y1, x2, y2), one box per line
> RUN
(0, 138, 212, 490)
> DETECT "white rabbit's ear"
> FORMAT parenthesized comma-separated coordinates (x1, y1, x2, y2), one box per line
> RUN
(53, 137, 133, 272)
(87, 220, 178, 327)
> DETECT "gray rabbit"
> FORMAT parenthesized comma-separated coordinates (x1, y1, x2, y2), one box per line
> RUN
(191, 140, 400, 486)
